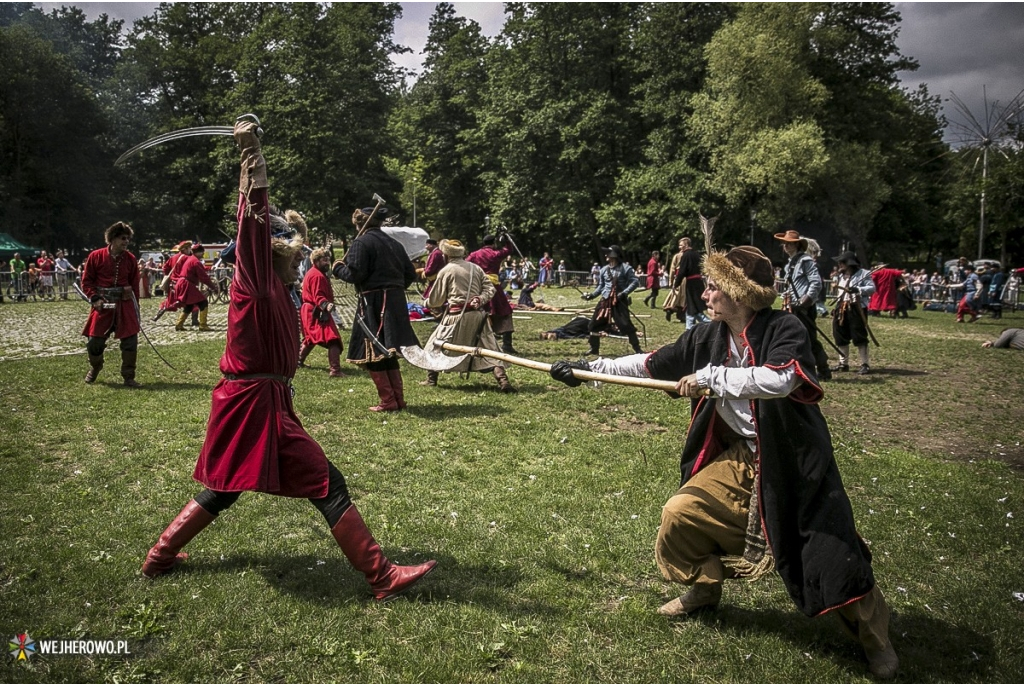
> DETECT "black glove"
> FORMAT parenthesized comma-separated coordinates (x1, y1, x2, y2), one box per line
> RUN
(550, 359, 590, 387)
(582, 292, 595, 301)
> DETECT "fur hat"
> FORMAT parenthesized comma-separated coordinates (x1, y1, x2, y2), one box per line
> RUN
(703, 246, 777, 311)
(283, 210, 308, 242)
(440, 239, 466, 258)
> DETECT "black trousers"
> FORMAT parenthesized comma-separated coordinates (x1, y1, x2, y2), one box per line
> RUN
(791, 304, 829, 373)
(194, 461, 352, 528)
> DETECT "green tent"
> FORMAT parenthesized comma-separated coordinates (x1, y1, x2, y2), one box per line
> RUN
(0, 233, 41, 262)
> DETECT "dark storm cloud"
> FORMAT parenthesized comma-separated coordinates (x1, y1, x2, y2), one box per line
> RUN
(896, 3, 1024, 136)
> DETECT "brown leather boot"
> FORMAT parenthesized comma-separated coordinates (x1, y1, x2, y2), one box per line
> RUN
(330, 506, 436, 601)
(368, 371, 399, 412)
(121, 349, 142, 388)
(419, 371, 439, 387)
(141, 500, 216, 578)
(386, 367, 406, 409)
(327, 344, 346, 377)
(493, 366, 516, 393)
(85, 354, 104, 383)
(657, 582, 722, 617)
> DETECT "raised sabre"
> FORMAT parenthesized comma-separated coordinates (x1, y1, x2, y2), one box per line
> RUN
(115, 114, 263, 165)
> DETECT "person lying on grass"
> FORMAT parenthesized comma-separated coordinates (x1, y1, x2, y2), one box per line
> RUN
(550, 245, 899, 679)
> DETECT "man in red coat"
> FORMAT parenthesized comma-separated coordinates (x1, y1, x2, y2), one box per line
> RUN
(466, 233, 518, 354)
(299, 247, 345, 377)
(868, 266, 902, 317)
(171, 243, 217, 331)
(152, 242, 190, 322)
(141, 119, 436, 601)
(80, 222, 142, 387)
(420, 238, 444, 299)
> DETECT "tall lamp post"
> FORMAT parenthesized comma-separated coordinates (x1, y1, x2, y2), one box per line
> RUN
(412, 176, 417, 228)
(749, 207, 757, 245)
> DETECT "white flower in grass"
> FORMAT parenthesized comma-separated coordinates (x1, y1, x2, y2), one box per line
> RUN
(529, 475, 536, 481)
(560, 437, 567, 444)
(998, 497, 1008, 503)
(450, 511, 458, 519)
(630, 514, 639, 520)
(897, 587, 907, 594)
(1007, 512, 1014, 519)
(1013, 592, 1024, 602)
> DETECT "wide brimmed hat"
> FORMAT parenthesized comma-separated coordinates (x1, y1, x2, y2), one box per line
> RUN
(703, 246, 777, 311)
(835, 250, 860, 267)
(176, 241, 192, 252)
(604, 245, 624, 260)
(439, 239, 466, 258)
(773, 230, 808, 247)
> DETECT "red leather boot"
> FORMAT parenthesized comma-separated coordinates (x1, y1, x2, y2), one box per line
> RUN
(386, 367, 406, 409)
(330, 506, 436, 601)
(368, 371, 399, 412)
(141, 500, 216, 578)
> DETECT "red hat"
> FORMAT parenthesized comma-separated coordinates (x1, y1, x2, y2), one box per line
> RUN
(176, 241, 192, 252)
(191, 243, 204, 253)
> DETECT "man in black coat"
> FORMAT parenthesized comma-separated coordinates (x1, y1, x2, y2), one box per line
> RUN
(550, 245, 898, 679)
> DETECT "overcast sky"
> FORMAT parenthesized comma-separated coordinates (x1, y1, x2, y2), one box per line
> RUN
(37, 2, 1024, 141)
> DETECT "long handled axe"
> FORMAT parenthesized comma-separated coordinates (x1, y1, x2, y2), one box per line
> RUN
(341, 193, 386, 263)
(436, 343, 681, 392)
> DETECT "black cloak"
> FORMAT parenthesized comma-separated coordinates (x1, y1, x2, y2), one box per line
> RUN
(645, 308, 875, 617)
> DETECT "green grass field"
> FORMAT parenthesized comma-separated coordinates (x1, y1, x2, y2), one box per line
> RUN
(2, 292, 1022, 683)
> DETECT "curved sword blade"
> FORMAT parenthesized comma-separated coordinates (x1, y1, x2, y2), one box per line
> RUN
(115, 125, 234, 165)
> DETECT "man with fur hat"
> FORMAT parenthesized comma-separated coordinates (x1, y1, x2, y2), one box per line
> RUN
(581, 245, 643, 356)
(420, 239, 515, 392)
(775, 230, 831, 380)
(466, 233, 519, 354)
(298, 247, 345, 377)
(332, 205, 420, 412)
(80, 221, 142, 387)
(549, 245, 898, 679)
(831, 251, 876, 375)
(171, 242, 217, 331)
(142, 119, 436, 601)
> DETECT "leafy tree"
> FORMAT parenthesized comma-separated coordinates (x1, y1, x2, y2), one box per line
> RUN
(480, 2, 643, 259)
(389, 3, 491, 241)
(0, 22, 111, 252)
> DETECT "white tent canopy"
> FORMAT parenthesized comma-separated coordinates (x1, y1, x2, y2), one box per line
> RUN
(381, 226, 430, 261)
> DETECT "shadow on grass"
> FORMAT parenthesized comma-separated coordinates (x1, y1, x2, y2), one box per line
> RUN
(403, 403, 509, 420)
(180, 552, 557, 613)
(89, 380, 211, 391)
(688, 604, 993, 682)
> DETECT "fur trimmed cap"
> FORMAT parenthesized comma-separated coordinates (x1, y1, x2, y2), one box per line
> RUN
(440, 239, 466, 258)
(703, 246, 777, 311)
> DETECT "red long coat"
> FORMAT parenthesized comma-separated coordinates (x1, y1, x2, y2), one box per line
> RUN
(172, 254, 213, 306)
(868, 268, 901, 313)
(192, 189, 329, 498)
(159, 252, 184, 311)
(300, 266, 341, 346)
(466, 244, 513, 318)
(80, 247, 141, 339)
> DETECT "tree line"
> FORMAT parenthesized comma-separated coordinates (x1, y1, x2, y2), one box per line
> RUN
(1, 2, 1021, 267)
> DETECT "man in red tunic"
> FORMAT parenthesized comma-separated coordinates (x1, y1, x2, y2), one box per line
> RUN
(141, 119, 436, 601)
(299, 247, 345, 377)
(152, 242, 190, 322)
(80, 222, 142, 387)
(420, 238, 444, 299)
(171, 243, 217, 331)
(466, 234, 518, 354)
